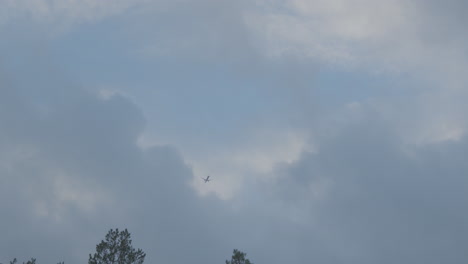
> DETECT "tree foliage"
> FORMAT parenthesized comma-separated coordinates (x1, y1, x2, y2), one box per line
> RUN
(88, 229, 146, 264)
(1, 258, 62, 264)
(225, 249, 253, 264)
(1, 258, 37, 264)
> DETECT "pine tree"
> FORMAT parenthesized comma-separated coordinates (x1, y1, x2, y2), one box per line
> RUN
(225, 249, 253, 264)
(88, 229, 146, 264)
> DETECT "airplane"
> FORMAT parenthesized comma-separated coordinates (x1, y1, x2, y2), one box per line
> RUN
(202, 176, 211, 183)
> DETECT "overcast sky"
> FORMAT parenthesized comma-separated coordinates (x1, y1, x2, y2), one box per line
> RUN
(1, 1, 468, 263)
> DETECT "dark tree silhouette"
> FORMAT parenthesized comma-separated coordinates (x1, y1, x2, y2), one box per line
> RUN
(225, 249, 253, 264)
(1, 258, 62, 264)
(88, 229, 146, 264)
(2, 258, 36, 264)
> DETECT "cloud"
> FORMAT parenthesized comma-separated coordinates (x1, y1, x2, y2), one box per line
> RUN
(3, 79, 467, 264)
(0, 0, 141, 31)
(2, 1, 468, 264)
(246, 104, 468, 263)
(126, 0, 257, 66)
(0, 62, 219, 263)
(4, 0, 467, 86)
(247, 0, 468, 85)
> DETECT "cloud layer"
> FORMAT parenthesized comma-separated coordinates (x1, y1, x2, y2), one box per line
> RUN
(1, 1, 468, 264)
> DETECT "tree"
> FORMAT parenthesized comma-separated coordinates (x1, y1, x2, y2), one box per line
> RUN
(225, 249, 253, 264)
(88, 229, 146, 264)
(22, 259, 36, 264)
(1, 258, 36, 264)
(2, 258, 62, 264)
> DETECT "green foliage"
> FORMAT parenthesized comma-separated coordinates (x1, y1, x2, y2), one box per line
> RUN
(88, 228, 146, 264)
(225, 249, 253, 264)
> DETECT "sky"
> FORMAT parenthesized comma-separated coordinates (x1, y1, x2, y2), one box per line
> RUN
(1, 0, 468, 263)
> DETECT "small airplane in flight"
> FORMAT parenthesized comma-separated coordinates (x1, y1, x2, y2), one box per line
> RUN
(202, 176, 211, 183)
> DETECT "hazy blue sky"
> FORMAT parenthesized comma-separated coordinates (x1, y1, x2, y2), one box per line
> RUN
(1, 1, 468, 263)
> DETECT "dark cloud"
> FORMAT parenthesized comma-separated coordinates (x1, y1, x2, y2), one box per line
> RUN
(0, 62, 231, 263)
(258, 109, 468, 264)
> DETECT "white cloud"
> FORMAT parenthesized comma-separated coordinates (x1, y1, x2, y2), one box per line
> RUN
(139, 129, 311, 200)
(247, 0, 468, 86)
(246, 0, 413, 65)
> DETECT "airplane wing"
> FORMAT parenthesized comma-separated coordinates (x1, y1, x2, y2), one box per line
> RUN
(201, 176, 211, 182)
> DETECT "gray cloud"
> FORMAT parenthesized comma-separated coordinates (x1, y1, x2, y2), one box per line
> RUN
(2, 1, 468, 264)
(0, 62, 228, 263)
(255, 108, 468, 264)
